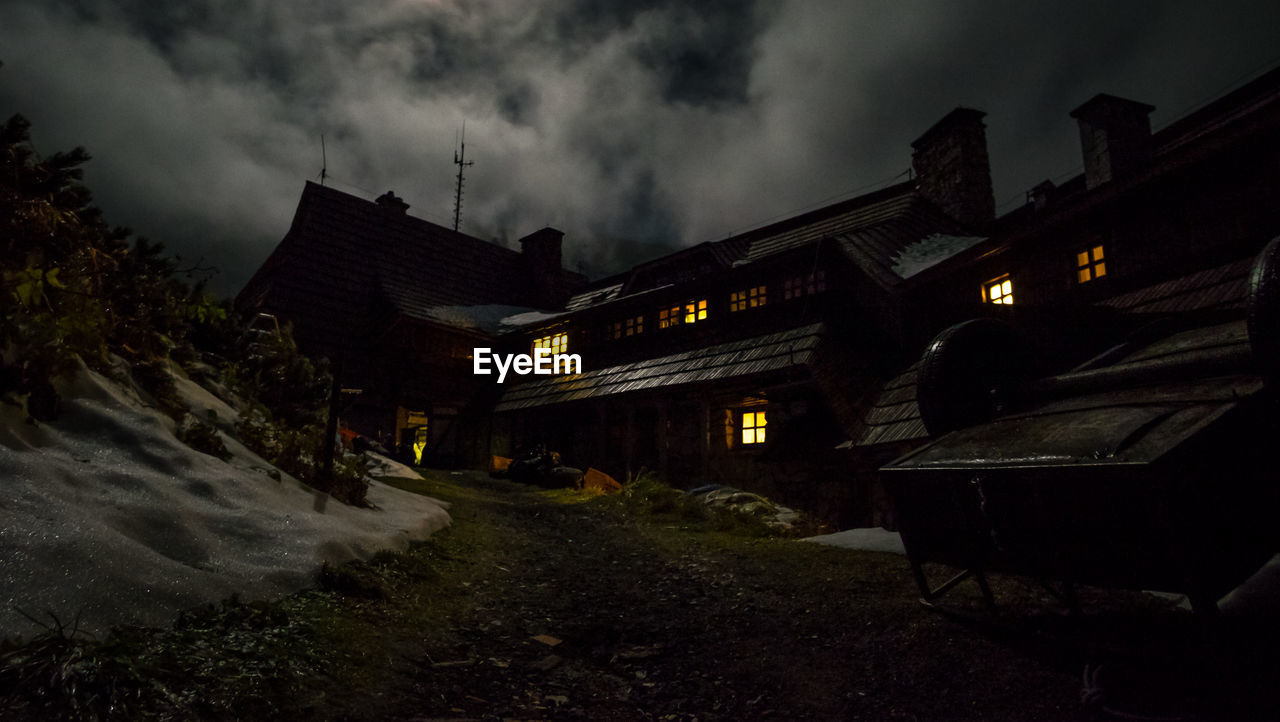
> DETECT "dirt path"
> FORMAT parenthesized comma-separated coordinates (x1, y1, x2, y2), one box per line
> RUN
(6, 470, 1278, 720)
(323, 472, 1209, 721)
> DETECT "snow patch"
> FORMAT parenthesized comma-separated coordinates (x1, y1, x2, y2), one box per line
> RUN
(0, 363, 450, 639)
(499, 310, 564, 328)
(419, 304, 547, 334)
(803, 527, 906, 555)
(890, 233, 986, 279)
(364, 452, 424, 481)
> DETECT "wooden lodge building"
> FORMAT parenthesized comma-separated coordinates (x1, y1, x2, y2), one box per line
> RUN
(236, 184, 585, 466)
(239, 66, 1280, 527)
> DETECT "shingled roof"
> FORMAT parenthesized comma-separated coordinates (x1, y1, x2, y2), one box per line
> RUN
(854, 361, 927, 447)
(494, 324, 824, 411)
(727, 183, 981, 289)
(1097, 256, 1253, 316)
(854, 255, 1256, 449)
(238, 182, 583, 353)
(562, 183, 983, 314)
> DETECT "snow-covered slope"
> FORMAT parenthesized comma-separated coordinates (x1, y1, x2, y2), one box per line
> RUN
(0, 363, 450, 639)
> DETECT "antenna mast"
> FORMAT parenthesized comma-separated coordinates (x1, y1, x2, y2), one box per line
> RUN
(320, 133, 328, 186)
(452, 122, 474, 232)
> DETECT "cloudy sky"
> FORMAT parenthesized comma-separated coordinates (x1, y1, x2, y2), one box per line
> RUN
(2, 0, 1278, 295)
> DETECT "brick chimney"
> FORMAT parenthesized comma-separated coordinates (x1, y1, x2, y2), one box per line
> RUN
(375, 190, 410, 214)
(1069, 94, 1155, 190)
(519, 227, 565, 308)
(911, 108, 995, 231)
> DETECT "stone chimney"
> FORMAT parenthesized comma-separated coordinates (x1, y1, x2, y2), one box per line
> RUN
(1069, 94, 1155, 190)
(520, 227, 565, 308)
(375, 190, 410, 214)
(911, 108, 995, 231)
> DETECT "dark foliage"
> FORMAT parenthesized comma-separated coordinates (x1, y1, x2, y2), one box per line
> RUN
(0, 104, 367, 504)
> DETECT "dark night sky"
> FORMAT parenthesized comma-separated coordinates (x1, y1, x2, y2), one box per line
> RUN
(2, 0, 1279, 295)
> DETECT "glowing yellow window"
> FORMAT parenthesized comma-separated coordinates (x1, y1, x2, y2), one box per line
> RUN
(741, 410, 767, 445)
(625, 315, 643, 336)
(983, 275, 1013, 305)
(731, 285, 767, 312)
(659, 305, 682, 329)
(684, 299, 708, 324)
(533, 332, 568, 355)
(1076, 245, 1107, 283)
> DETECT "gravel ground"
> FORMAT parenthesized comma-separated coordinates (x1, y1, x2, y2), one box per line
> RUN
(342, 472, 1280, 721)
(5, 469, 1279, 721)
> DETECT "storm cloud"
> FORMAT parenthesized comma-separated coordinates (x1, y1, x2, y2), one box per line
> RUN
(1, 0, 1278, 294)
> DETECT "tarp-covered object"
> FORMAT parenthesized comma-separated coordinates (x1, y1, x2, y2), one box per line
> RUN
(881, 319, 1280, 612)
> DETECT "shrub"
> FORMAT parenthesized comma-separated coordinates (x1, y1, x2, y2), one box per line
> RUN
(176, 416, 232, 461)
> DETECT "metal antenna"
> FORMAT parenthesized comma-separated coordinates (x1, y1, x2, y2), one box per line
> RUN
(452, 121, 474, 232)
(320, 133, 328, 186)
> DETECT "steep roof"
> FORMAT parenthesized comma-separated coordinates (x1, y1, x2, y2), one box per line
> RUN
(238, 182, 582, 350)
(563, 183, 982, 314)
(741, 183, 917, 262)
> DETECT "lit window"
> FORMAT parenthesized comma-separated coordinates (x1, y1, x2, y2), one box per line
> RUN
(1076, 245, 1107, 284)
(741, 410, 767, 445)
(731, 285, 767, 312)
(608, 315, 644, 340)
(659, 305, 681, 329)
(983, 275, 1013, 305)
(784, 272, 825, 300)
(533, 332, 568, 355)
(684, 299, 708, 324)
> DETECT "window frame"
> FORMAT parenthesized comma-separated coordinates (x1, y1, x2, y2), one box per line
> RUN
(1075, 244, 1107, 284)
(982, 274, 1014, 305)
(784, 271, 826, 300)
(730, 285, 768, 312)
(532, 331, 568, 355)
(740, 409, 767, 446)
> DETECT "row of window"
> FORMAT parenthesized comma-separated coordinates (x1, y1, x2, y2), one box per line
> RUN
(544, 246, 1105, 354)
(659, 299, 709, 329)
(604, 271, 826, 341)
(533, 332, 568, 354)
(982, 244, 1108, 306)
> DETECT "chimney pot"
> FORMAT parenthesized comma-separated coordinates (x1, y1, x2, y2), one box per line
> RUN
(1027, 180, 1056, 211)
(375, 190, 410, 214)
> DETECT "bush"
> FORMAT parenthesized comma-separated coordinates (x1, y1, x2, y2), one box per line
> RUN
(235, 409, 369, 507)
(176, 415, 232, 461)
